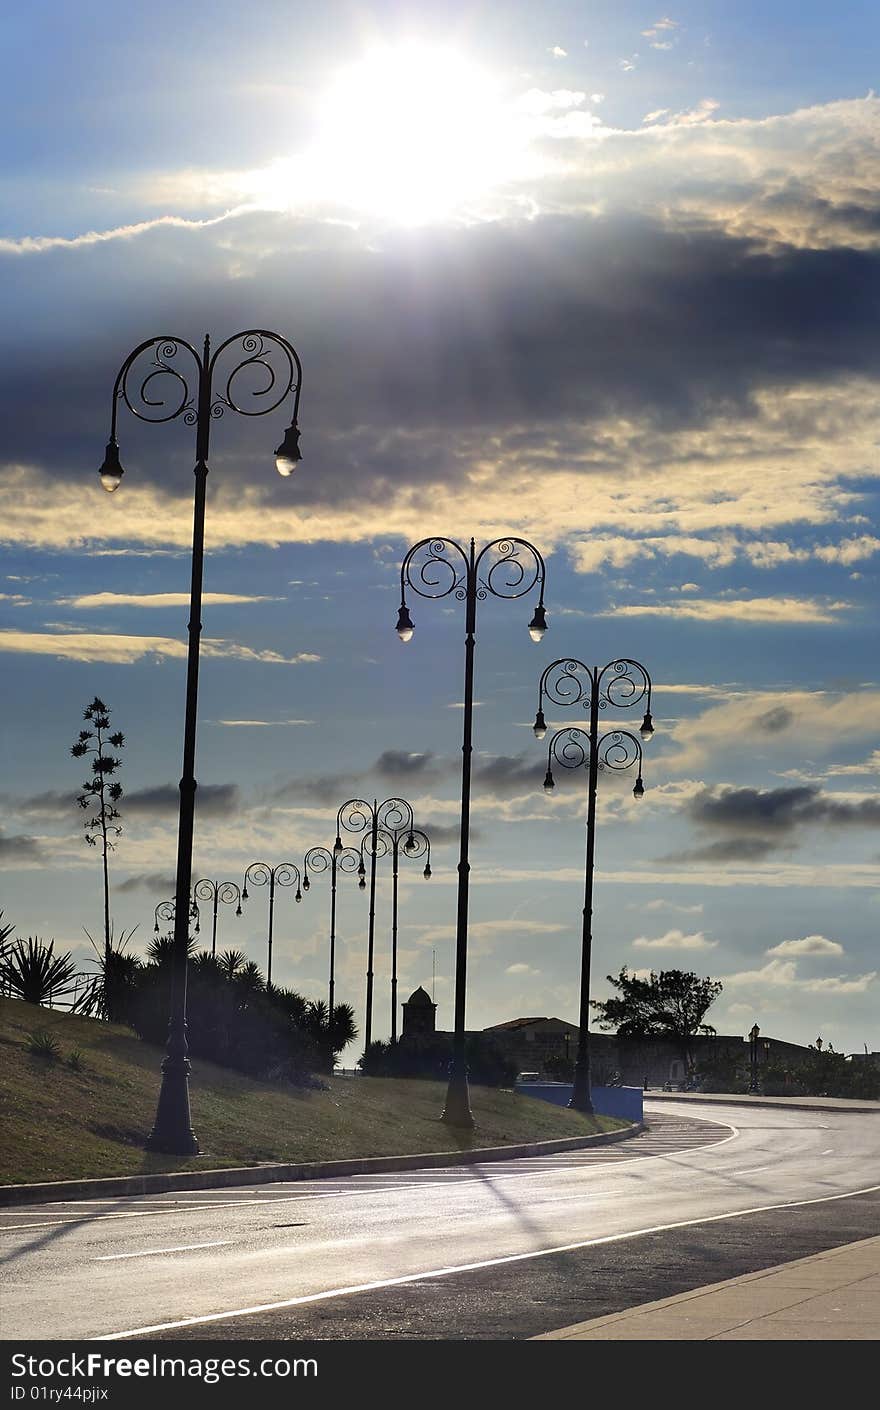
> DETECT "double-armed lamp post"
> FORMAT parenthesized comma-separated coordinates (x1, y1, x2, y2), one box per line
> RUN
(241, 861, 304, 987)
(536, 656, 654, 1113)
(100, 328, 302, 1155)
(334, 797, 423, 1050)
(192, 878, 242, 958)
(397, 537, 548, 1127)
(302, 844, 362, 1017)
(357, 824, 432, 1041)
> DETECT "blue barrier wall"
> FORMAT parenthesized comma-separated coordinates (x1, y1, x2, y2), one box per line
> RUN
(514, 1082, 643, 1122)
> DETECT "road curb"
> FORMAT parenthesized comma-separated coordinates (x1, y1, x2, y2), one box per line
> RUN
(0, 1121, 646, 1207)
(643, 1093, 880, 1113)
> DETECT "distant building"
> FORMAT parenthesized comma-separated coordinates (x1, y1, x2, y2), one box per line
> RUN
(483, 1016, 579, 1075)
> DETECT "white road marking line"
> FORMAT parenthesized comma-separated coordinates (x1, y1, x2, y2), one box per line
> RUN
(99, 1182, 880, 1339)
(821, 1149, 834, 1155)
(0, 1123, 740, 1235)
(730, 1166, 771, 1176)
(94, 1241, 232, 1261)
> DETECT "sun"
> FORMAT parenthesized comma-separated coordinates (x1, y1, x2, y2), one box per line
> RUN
(308, 42, 521, 223)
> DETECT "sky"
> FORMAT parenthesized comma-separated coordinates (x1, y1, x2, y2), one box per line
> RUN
(1, 0, 878, 1061)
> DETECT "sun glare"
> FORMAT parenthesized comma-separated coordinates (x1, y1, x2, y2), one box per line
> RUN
(306, 42, 521, 223)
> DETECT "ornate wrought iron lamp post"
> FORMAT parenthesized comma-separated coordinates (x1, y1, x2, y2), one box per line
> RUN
(536, 656, 653, 1114)
(192, 879, 242, 958)
(397, 537, 548, 1127)
(360, 824, 432, 1042)
(302, 844, 362, 1017)
(101, 328, 302, 1155)
(154, 897, 200, 937)
(241, 862, 303, 987)
(334, 797, 423, 1051)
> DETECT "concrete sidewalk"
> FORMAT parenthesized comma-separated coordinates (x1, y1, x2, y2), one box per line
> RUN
(533, 1236, 880, 1340)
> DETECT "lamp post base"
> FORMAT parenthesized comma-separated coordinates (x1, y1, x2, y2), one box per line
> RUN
(568, 1058, 594, 1115)
(145, 1053, 199, 1155)
(441, 1071, 475, 1128)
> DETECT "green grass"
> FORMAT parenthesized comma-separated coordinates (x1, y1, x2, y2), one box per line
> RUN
(0, 998, 626, 1185)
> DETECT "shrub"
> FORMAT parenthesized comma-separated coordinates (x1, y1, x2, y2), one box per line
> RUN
(27, 1030, 61, 1060)
(2, 939, 79, 1006)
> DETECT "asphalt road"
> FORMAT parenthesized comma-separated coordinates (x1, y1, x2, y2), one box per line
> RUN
(2, 1102, 878, 1341)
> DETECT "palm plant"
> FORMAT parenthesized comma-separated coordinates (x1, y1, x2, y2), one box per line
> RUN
(1, 938, 79, 1006)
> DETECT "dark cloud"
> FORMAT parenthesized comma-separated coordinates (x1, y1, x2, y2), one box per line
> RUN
(0, 830, 43, 862)
(116, 871, 176, 893)
(689, 785, 880, 833)
(667, 784, 880, 863)
(10, 790, 77, 818)
(125, 783, 239, 817)
(755, 706, 794, 733)
(3, 210, 879, 504)
(661, 837, 784, 865)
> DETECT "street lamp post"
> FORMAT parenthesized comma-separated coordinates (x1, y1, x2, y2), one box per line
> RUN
(154, 897, 200, 938)
(302, 844, 362, 1017)
(397, 537, 548, 1127)
(102, 329, 302, 1155)
(241, 862, 303, 987)
(749, 1023, 760, 1092)
(334, 798, 421, 1051)
(363, 824, 432, 1042)
(536, 656, 653, 1115)
(192, 879, 242, 958)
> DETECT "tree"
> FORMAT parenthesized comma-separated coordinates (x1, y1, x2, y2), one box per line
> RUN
(71, 697, 125, 962)
(591, 966, 723, 1074)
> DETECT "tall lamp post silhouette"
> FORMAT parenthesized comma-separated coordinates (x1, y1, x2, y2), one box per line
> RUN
(397, 537, 548, 1127)
(536, 656, 654, 1114)
(241, 862, 303, 987)
(358, 824, 432, 1042)
(101, 328, 302, 1155)
(192, 878, 242, 958)
(334, 797, 419, 1051)
(302, 844, 362, 1017)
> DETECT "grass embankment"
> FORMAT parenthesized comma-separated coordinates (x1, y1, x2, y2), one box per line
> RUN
(0, 998, 626, 1185)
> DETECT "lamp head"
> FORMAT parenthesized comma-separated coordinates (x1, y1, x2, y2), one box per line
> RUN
(235, 904, 242, 917)
(358, 875, 366, 891)
(640, 711, 654, 740)
(274, 422, 301, 477)
(241, 887, 249, 902)
(295, 888, 302, 903)
(533, 709, 547, 741)
(404, 832, 418, 855)
(302, 874, 310, 891)
(396, 604, 415, 642)
(423, 862, 432, 880)
(98, 439, 124, 493)
(633, 776, 645, 799)
(527, 604, 548, 643)
(543, 768, 555, 793)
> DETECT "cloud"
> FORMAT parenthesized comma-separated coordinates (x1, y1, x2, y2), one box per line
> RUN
(548, 46, 568, 59)
(665, 687, 880, 772)
(722, 958, 877, 997)
(766, 935, 845, 956)
(0, 629, 319, 665)
(605, 597, 850, 625)
(666, 783, 880, 863)
(125, 783, 239, 818)
(640, 899, 704, 914)
(58, 592, 279, 609)
(506, 963, 541, 975)
(632, 930, 717, 950)
(116, 872, 177, 894)
(0, 830, 43, 864)
(208, 718, 314, 727)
